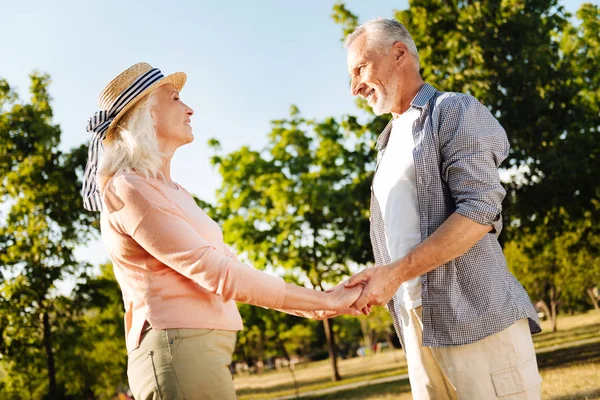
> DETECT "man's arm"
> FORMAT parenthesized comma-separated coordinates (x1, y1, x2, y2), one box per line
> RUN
(347, 95, 509, 311)
(346, 212, 491, 310)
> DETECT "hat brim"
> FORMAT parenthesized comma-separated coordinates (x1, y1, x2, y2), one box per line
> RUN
(105, 71, 187, 141)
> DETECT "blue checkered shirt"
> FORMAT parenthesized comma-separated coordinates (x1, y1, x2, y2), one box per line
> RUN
(370, 83, 541, 348)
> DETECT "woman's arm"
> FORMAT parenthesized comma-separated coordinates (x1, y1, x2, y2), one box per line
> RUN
(280, 283, 363, 312)
(223, 247, 364, 316)
(277, 284, 364, 319)
(109, 176, 362, 312)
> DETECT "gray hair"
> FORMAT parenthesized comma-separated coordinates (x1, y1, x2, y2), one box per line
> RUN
(98, 92, 163, 189)
(345, 18, 420, 70)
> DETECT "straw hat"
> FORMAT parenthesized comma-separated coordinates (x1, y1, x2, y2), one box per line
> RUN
(98, 62, 186, 141)
(82, 62, 186, 212)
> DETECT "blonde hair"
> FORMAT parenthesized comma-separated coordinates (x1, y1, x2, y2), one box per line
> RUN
(97, 92, 163, 189)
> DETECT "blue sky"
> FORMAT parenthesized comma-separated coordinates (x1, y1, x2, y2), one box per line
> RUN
(2, 0, 594, 274)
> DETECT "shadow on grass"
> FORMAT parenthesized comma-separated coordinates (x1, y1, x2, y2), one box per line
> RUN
(236, 366, 406, 398)
(306, 379, 412, 400)
(537, 341, 600, 369)
(236, 374, 333, 397)
(534, 323, 600, 348)
(238, 331, 600, 399)
(548, 388, 600, 400)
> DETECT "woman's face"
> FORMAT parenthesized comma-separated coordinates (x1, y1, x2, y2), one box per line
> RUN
(151, 84, 194, 152)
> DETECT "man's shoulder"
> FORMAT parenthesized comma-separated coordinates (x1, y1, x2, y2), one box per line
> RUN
(432, 90, 481, 111)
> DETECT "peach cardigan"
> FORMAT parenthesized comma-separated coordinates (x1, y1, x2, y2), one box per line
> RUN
(100, 172, 286, 352)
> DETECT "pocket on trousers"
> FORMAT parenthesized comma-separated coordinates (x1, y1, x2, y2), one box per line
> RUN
(128, 328, 183, 400)
(127, 350, 163, 400)
(167, 328, 215, 354)
(491, 359, 542, 397)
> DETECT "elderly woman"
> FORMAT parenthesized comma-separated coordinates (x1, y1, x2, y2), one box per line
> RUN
(82, 63, 362, 400)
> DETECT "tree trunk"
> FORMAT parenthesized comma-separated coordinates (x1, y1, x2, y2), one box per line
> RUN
(548, 286, 559, 332)
(537, 300, 551, 321)
(42, 310, 57, 399)
(550, 300, 558, 332)
(278, 340, 299, 398)
(359, 318, 372, 355)
(384, 331, 395, 351)
(322, 318, 341, 381)
(539, 298, 559, 332)
(585, 288, 600, 312)
(257, 331, 265, 374)
(384, 331, 400, 362)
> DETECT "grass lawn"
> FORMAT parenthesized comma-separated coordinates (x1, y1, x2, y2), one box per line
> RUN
(235, 349, 408, 399)
(306, 339, 600, 400)
(235, 311, 600, 399)
(535, 311, 600, 349)
(305, 379, 412, 400)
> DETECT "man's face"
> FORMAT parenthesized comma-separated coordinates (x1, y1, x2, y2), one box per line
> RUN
(347, 33, 399, 116)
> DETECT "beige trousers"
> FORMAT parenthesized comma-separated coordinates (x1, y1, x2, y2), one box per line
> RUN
(400, 306, 542, 400)
(127, 326, 237, 400)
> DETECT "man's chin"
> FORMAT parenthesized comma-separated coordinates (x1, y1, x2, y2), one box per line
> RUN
(371, 105, 388, 116)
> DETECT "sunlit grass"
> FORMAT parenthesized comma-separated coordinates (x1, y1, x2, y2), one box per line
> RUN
(534, 310, 600, 349)
(235, 311, 600, 399)
(236, 349, 407, 399)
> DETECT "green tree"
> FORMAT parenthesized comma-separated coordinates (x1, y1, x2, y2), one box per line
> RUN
(357, 306, 397, 355)
(234, 303, 320, 369)
(207, 106, 375, 381)
(280, 323, 319, 359)
(67, 262, 128, 398)
(505, 203, 600, 331)
(0, 73, 97, 398)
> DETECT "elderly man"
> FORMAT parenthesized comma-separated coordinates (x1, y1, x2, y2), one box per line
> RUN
(343, 18, 542, 399)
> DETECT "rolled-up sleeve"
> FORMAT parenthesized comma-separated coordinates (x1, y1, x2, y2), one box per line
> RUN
(439, 95, 510, 235)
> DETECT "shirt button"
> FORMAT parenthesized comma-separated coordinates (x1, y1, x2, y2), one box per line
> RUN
(418, 177, 424, 185)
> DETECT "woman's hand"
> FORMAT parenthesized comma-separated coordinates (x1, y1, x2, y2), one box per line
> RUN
(278, 284, 367, 320)
(279, 281, 366, 317)
(326, 283, 364, 311)
(312, 307, 363, 320)
(279, 307, 362, 320)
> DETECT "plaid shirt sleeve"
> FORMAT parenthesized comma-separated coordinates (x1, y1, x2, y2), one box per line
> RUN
(438, 95, 510, 235)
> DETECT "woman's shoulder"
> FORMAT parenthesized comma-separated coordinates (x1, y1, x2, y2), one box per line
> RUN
(103, 171, 166, 214)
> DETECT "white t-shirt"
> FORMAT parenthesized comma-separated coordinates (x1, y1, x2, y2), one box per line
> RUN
(372, 108, 422, 310)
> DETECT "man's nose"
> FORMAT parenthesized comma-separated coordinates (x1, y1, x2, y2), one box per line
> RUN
(351, 78, 365, 97)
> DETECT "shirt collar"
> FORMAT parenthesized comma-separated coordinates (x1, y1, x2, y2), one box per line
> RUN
(376, 83, 437, 151)
(410, 83, 437, 109)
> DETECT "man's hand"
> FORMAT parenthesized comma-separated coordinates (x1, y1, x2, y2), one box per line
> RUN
(344, 264, 403, 313)
(342, 214, 493, 314)
(326, 281, 372, 316)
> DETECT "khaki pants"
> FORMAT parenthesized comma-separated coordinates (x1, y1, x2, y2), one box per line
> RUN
(400, 306, 542, 400)
(127, 326, 237, 400)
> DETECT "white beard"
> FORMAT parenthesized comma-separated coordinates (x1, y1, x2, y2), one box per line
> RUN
(371, 75, 400, 116)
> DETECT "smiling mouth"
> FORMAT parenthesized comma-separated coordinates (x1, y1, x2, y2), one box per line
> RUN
(366, 89, 375, 102)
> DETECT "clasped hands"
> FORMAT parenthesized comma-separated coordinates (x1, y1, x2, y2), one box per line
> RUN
(312, 263, 402, 320)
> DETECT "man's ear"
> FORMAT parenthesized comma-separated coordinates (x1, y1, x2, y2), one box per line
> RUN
(392, 42, 408, 62)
